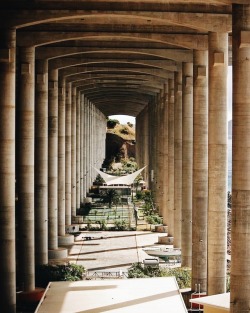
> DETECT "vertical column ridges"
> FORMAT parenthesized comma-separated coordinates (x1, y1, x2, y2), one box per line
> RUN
(192, 49, 208, 292)
(16, 46, 35, 291)
(162, 82, 169, 226)
(231, 4, 250, 312)
(0, 28, 16, 313)
(71, 87, 77, 217)
(35, 58, 48, 265)
(58, 76, 66, 237)
(65, 82, 72, 226)
(207, 32, 228, 295)
(174, 70, 183, 249)
(181, 62, 193, 268)
(167, 78, 175, 237)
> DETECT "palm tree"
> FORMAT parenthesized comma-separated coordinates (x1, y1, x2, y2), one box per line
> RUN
(100, 189, 120, 209)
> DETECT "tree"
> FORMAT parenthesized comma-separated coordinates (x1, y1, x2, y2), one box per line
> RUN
(100, 188, 120, 208)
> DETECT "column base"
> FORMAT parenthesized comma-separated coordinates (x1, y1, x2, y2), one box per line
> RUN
(58, 234, 74, 246)
(48, 247, 68, 260)
(158, 236, 174, 245)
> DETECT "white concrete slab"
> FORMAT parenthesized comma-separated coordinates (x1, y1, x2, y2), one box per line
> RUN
(35, 277, 187, 313)
(190, 292, 230, 310)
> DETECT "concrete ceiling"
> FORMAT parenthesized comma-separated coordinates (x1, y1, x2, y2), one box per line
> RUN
(0, 0, 239, 117)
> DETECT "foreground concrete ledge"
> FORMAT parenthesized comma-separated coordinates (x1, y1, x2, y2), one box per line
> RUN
(58, 234, 74, 246)
(35, 277, 188, 313)
(48, 247, 68, 260)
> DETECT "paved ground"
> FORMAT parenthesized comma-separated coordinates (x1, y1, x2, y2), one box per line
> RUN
(66, 230, 162, 274)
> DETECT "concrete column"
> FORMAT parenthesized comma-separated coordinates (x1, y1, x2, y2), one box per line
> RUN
(192, 50, 208, 292)
(71, 87, 77, 217)
(48, 69, 59, 252)
(157, 91, 165, 216)
(76, 90, 81, 210)
(82, 99, 87, 198)
(0, 28, 16, 313)
(162, 82, 169, 226)
(181, 62, 193, 268)
(208, 32, 228, 295)
(16, 46, 35, 291)
(230, 5, 250, 312)
(35, 58, 48, 265)
(48, 69, 68, 259)
(65, 82, 72, 225)
(58, 77, 74, 246)
(174, 70, 182, 249)
(58, 76, 66, 237)
(167, 78, 175, 237)
(144, 107, 150, 187)
(80, 95, 84, 203)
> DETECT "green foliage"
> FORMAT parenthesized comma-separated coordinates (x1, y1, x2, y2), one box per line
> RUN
(145, 215, 163, 225)
(107, 119, 120, 129)
(128, 263, 191, 289)
(121, 158, 138, 173)
(128, 262, 160, 278)
(96, 219, 108, 230)
(93, 174, 105, 185)
(141, 190, 156, 216)
(226, 272, 230, 292)
(119, 125, 130, 135)
(100, 188, 120, 208)
(36, 263, 85, 288)
(113, 220, 128, 230)
(136, 191, 144, 200)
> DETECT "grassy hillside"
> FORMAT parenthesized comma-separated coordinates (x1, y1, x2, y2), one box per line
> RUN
(107, 121, 135, 141)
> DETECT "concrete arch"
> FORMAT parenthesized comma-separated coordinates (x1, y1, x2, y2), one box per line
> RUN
(18, 31, 207, 50)
(37, 47, 193, 62)
(8, 10, 231, 32)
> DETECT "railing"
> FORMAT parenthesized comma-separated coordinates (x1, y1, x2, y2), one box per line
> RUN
(83, 270, 128, 280)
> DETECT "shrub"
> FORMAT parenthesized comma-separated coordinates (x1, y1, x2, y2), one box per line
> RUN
(113, 220, 128, 231)
(145, 215, 163, 225)
(119, 126, 129, 135)
(128, 263, 191, 289)
(35, 263, 85, 288)
(107, 119, 119, 129)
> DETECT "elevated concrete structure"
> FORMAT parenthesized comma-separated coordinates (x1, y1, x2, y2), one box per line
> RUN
(0, 1, 249, 312)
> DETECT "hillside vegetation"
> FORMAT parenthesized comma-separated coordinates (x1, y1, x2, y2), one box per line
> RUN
(107, 119, 135, 141)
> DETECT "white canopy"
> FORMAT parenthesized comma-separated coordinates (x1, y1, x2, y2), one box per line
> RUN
(94, 166, 146, 186)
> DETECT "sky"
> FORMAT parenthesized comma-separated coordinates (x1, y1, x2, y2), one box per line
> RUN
(109, 114, 136, 125)
(109, 65, 233, 124)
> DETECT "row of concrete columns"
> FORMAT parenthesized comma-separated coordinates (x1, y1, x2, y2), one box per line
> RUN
(136, 33, 228, 295)
(0, 29, 106, 312)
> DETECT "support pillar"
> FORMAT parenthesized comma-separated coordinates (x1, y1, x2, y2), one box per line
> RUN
(231, 4, 250, 312)
(58, 76, 74, 246)
(208, 32, 228, 295)
(76, 90, 81, 210)
(0, 28, 16, 313)
(162, 82, 169, 225)
(181, 62, 193, 268)
(48, 69, 67, 259)
(35, 58, 48, 265)
(167, 78, 175, 237)
(71, 87, 76, 217)
(65, 82, 72, 225)
(174, 70, 182, 248)
(16, 46, 35, 291)
(192, 50, 208, 292)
